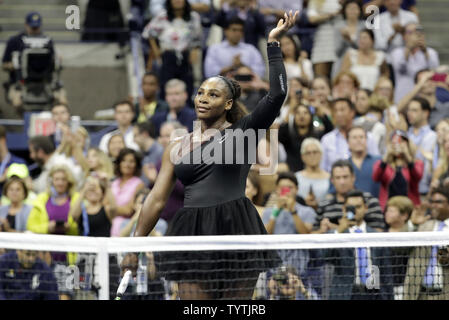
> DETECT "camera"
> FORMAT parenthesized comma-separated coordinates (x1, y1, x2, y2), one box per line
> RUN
(234, 74, 253, 82)
(55, 220, 65, 228)
(345, 205, 356, 221)
(272, 271, 289, 285)
(295, 89, 302, 98)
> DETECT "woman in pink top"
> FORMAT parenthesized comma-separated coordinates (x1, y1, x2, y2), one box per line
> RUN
(110, 148, 145, 236)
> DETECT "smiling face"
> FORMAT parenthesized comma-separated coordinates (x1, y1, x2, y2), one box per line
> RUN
(6, 180, 26, 203)
(51, 170, 69, 194)
(194, 78, 232, 121)
(119, 153, 137, 177)
(108, 135, 125, 159)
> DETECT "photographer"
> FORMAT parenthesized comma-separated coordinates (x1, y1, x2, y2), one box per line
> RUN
(268, 265, 317, 300)
(323, 190, 393, 300)
(231, 65, 269, 113)
(1, 12, 57, 111)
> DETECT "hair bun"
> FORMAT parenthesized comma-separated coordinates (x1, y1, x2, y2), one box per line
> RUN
(228, 79, 241, 100)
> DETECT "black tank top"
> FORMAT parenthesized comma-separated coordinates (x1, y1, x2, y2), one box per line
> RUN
(79, 207, 111, 237)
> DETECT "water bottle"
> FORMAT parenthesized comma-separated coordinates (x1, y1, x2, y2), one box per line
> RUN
(136, 253, 148, 295)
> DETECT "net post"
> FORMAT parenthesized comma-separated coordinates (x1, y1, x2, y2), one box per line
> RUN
(97, 238, 110, 300)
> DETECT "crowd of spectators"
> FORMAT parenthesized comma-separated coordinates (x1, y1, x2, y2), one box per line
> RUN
(2, 0, 449, 301)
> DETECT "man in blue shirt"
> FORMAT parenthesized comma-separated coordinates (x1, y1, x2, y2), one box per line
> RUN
(0, 250, 58, 300)
(348, 126, 381, 198)
(152, 79, 196, 137)
(0, 125, 26, 194)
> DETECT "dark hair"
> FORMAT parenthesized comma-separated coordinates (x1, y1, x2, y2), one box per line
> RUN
(344, 189, 365, 204)
(281, 34, 301, 60)
(216, 76, 249, 123)
(331, 159, 354, 177)
(414, 68, 431, 84)
(347, 125, 367, 138)
(293, 104, 314, 133)
(2, 176, 28, 199)
(431, 186, 449, 202)
(409, 96, 431, 113)
(114, 148, 143, 178)
(358, 88, 372, 96)
(360, 28, 375, 43)
(136, 121, 157, 139)
(113, 100, 134, 112)
(332, 97, 356, 111)
(166, 0, 192, 21)
(51, 102, 70, 113)
(0, 125, 6, 139)
(225, 16, 245, 29)
(142, 71, 159, 83)
(276, 171, 298, 187)
(342, 0, 363, 20)
(247, 171, 261, 201)
(29, 135, 55, 155)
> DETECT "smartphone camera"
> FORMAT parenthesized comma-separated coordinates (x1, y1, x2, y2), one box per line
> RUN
(234, 74, 253, 82)
(345, 205, 356, 221)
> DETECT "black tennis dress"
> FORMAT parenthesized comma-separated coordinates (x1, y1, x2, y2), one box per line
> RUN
(158, 46, 287, 293)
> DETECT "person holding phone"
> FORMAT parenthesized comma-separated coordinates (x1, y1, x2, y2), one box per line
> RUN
(372, 130, 424, 210)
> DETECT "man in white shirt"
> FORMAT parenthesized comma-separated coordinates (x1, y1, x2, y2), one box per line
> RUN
(404, 187, 449, 300)
(374, 0, 418, 52)
(99, 101, 139, 154)
(203, 17, 265, 79)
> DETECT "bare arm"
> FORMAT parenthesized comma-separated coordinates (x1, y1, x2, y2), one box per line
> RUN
(340, 51, 352, 73)
(134, 143, 177, 237)
(115, 182, 145, 217)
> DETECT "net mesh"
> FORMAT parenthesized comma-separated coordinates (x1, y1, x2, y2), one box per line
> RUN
(1, 232, 449, 300)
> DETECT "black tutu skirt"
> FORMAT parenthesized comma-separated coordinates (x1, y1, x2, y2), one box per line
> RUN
(156, 197, 281, 291)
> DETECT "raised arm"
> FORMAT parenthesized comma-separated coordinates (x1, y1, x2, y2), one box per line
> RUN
(134, 142, 177, 237)
(241, 11, 298, 130)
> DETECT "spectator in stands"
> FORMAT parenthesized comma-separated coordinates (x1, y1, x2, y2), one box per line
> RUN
(230, 65, 268, 113)
(279, 104, 332, 173)
(274, 77, 310, 126)
(245, 171, 265, 217)
(151, 79, 197, 136)
(49, 102, 71, 149)
(314, 160, 385, 233)
(309, 76, 333, 121)
(331, 70, 359, 102)
(432, 124, 449, 186)
(390, 22, 439, 103)
(86, 147, 114, 181)
(268, 265, 318, 300)
(405, 97, 436, 195)
(348, 126, 381, 198)
(69, 175, 117, 237)
(26, 164, 79, 237)
(404, 187, 449, 300)
(142, 0, 203, 101)
(0, 249, 59, 300)
(372, 130, 424, 210)
(120, 188, 167, 237)
(29, 135, 80, 194)
(340, 29, 389, 91)
(431, 120, 449, 181)
(307, 0, 341, 78)
(214, 0, 266, 48)
(323, 189, 393, 300)
(107, 133, 126, 162)
(136, 72, 169, 123)
(203, 17, 266, 79)
(398, 69, 449, 129)
(373, 0, 418, 52)
(133, 121, 164, 187)
(1, 163, 37, 206)
(295, 137, 330, 210)
(155, 121, 186, 224)
(354, 88, 372, 118)
(99, 101, 139, 154)
(280, 34, 313, 81)
(373, 76, 395, 106)
(0, 125, 26, 194)
(332, 0, 365, 79)
(1, 12, 56, 111)
(0, 177, 31, 232)
(262, 172, 317, 277)
(320, 98, 379, 173)
(110, 148, 145, 237)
